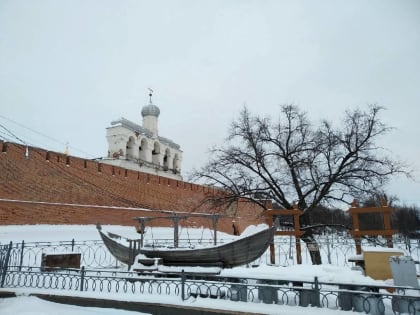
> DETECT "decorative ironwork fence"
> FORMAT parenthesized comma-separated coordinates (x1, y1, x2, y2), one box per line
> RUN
(1, 235, 419, 271)
(2, 240, 118, 269)
(2, 266, 419, 314)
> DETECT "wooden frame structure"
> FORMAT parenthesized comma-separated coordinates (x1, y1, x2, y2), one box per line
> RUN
(133, 213, 222, 248)
(349, 199, 397, 255)
(264, 203, 304, 265)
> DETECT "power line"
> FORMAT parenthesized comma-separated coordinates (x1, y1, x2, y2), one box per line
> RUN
(0, 122, 27, 145)
(0, 114, 97, 158)
(0, 130, 13, 141)
(0, 127, 39, 148)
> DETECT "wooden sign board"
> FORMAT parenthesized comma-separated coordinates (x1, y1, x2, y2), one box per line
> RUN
(41, 253, 81, 271)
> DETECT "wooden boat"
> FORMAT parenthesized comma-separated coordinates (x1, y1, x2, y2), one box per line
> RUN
(97, 224, 275, 269)
(96, 224, 141, 267)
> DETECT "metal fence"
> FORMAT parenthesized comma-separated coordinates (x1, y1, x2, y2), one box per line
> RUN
(2, 239, 118, 269)
(1, 235, 420, 271)
(255, 235, 420, 272)
(1, 236, 420, 314)
(1, 265, 419, 314)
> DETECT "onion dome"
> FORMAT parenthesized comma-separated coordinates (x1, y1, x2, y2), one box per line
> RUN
(141, 89, 160, 117)
(141, 104, 160, 117)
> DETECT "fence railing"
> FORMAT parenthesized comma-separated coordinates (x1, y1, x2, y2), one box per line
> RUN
(1, 265, 419, 314)
(1, 236, 420, 314)
(1, 235, 420, 271)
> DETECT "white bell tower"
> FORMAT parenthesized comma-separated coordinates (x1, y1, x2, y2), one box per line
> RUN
(141, 89, 160, 137)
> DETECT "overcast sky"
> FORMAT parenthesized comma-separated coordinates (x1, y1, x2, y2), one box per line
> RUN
(1, 0, 419, 206)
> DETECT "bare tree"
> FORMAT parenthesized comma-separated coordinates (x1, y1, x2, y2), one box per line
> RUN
(192, 104, 409, 264)
(392, 205, 420, 238)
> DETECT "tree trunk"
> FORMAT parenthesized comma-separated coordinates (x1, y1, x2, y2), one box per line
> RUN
(300, 212, 322, 265)
(301, 233, 322, 265)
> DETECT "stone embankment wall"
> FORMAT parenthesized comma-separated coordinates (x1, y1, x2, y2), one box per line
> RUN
(0, 142, 264, 233)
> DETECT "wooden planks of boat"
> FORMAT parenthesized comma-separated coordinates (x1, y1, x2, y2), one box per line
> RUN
(97, 224, 275, 269)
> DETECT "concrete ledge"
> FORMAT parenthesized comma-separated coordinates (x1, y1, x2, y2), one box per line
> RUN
(31, 293, 263, 315)
(0, 291, 16, 298)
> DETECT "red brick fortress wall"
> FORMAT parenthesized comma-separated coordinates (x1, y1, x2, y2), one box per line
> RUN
(0, 142, 264, 233)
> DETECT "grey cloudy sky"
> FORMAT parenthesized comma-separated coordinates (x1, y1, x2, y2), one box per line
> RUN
(1, 0, 419, 206)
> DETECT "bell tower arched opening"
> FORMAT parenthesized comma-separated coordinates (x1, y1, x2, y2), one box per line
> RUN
(173, 154, 180, 173)
(152, 141, 161, 165)
(139, 138, 149, 162)
(163, 148, 171, 171)
(126, 136, 136, 160)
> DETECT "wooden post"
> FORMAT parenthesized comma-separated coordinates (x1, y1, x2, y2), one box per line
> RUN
(266, 212, 275, 264)
(139, 218, 145, 248)
(269, 242, 275, 265)
(173, 214, 179, 248)
(295, 239, 302, 264)
(212, 215, 218, 245)
(382, 198, 394, 248)
(351, 200, 362, 255)
(354, 237, 362, 255)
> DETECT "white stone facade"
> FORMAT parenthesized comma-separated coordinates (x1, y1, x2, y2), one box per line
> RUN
(102, 101, 183, 180)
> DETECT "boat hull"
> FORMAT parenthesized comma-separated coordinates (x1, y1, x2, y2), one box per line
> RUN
(97, 228, 141, 267)
(140, 227, 275, 268)
(98, 226, 275, 268)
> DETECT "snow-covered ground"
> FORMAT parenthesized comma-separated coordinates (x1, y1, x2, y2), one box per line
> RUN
(0, 296, 150, 315)
(0, 224, 418, 315)
(1, 294, 357, 315)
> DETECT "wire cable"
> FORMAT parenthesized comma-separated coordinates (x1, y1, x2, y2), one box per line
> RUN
(0, 122, 27, 145)
(0, 114, 96, 158)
